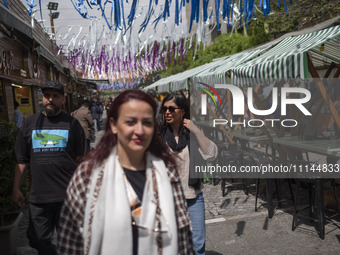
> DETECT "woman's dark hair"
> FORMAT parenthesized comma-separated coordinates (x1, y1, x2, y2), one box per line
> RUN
(161, 92, 190, 137)
(83, 89, 176, 168)
(161, 92, 190, 118)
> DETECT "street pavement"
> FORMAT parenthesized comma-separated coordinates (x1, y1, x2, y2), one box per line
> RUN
(15, 112, 340, 254)
(204, 180, 340, 255)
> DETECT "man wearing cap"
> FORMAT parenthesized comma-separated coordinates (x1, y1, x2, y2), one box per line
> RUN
(12, 81, 86, 255)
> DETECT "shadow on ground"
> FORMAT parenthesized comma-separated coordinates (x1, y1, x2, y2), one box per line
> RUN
(206, 250, 224, 255)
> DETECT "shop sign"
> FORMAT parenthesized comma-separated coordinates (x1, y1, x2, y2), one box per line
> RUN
(20, 69, 27, 77)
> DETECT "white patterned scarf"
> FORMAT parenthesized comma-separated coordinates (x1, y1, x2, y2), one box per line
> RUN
(83, 147, 178, 255)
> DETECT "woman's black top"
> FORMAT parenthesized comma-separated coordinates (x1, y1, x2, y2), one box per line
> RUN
(123, 168, 146, 255)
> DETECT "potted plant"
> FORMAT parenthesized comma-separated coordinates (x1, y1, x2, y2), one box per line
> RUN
(0, 121, 28, 255)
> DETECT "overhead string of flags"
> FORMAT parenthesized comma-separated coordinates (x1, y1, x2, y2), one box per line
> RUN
(2, 0, 292, 90)
(30, 0, 292, 33)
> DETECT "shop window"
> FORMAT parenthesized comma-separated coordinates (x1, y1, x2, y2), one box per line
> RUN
(13, 86, 34, 119)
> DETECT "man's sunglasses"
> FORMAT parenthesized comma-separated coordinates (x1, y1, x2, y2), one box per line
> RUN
(161, 106, 180, 114)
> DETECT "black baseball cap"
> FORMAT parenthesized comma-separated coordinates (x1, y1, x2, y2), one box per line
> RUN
(42, 81, 64, 95)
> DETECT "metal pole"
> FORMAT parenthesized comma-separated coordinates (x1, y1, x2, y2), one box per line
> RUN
(49, 9, 55, 40)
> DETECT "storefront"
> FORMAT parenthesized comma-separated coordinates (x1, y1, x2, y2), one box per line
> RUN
(0, 1, 98, 124)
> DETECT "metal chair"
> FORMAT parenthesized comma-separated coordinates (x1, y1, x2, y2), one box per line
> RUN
(219, 144, 248, 197)
(255, 177, 295, 219)
(292, 176, 340, 239)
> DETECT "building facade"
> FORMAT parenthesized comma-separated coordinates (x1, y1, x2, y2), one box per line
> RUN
(0, 0, 91, 124)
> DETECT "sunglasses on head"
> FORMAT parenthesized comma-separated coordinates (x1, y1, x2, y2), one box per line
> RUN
(161, 106, 180, 114)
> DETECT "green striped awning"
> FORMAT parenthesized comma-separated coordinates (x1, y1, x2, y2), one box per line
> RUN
(192, 46, 272, 86)
(230, 25, 340, 84)
(143, 57, 228, 93)
(141, 76, 171, 93)
(170, 58, 228, 91)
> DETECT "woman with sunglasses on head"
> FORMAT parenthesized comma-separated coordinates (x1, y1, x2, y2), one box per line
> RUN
(161, 92, 218, 255)
(58, 90, 195, 255)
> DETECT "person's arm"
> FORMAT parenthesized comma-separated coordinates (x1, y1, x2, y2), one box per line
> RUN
(182, 118, 211, 153)
(58, 198, 84, 254)
(183, 118, 218, 161)
(12, 163, 27, 208)
(170, 174, 195, 254)
(57, 162, 89, 254)
(86, 110, 94, 127)
(71, 119, 87, 157)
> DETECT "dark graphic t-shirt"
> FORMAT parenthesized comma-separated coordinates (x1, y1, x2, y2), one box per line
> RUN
(14, 112, 86, 203)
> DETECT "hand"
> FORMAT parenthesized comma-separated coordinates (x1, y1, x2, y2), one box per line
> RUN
(183, 118, 200, 134)
(13, 189, 25, 208)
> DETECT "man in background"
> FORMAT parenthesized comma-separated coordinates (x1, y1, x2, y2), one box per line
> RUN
(91, 98, 102, 132)
(12, 81, 86, 255)
(106, 96, 113, 113)
(71, 100, 94, 152)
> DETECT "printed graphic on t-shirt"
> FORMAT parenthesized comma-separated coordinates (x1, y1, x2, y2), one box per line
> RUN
(32, 129, 69, 152)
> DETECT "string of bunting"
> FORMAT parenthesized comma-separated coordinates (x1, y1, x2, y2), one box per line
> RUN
(2, 0, 292, 90)
(11, 0, 293, 34)
(63, 35, 193, 90)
